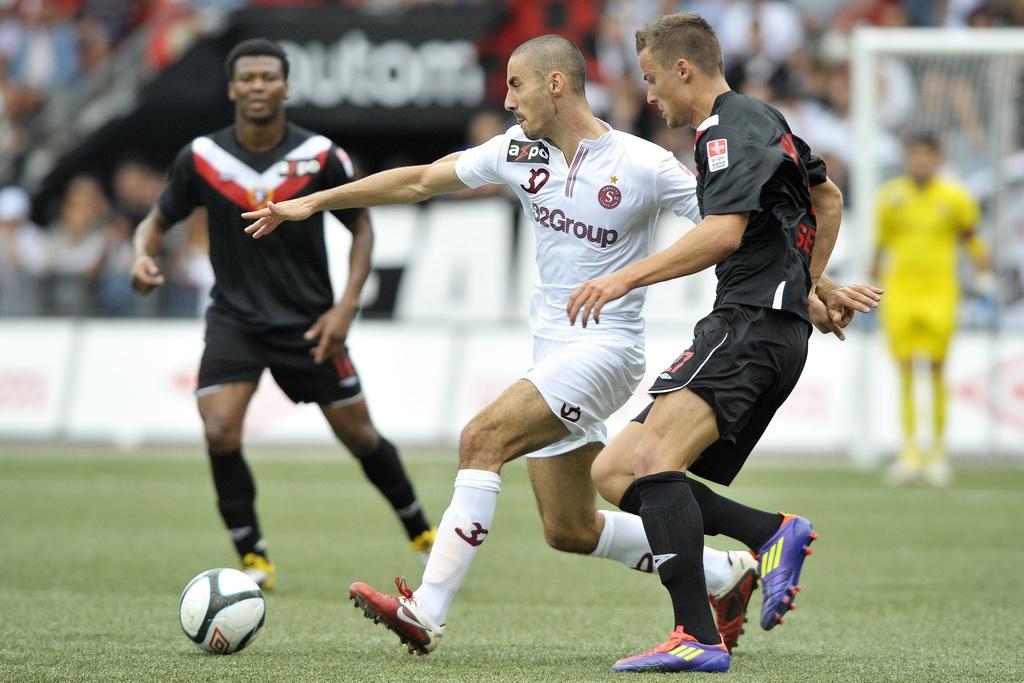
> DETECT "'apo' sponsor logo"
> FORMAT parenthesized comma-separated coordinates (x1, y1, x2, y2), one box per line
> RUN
(531, 203, 619, 248)
(274, 158, 322, 178)
(506, 140, 550, 164)
(281, 33, 484, 109)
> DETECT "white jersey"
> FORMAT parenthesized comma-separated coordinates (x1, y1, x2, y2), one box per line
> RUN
(456, 123, 700, 341)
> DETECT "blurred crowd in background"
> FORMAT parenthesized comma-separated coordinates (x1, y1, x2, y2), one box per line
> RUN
(0, 0, 203, 161)
(1, 0, 1022, 319)
(0, 160, 212, 317)
(598, 0, 1024, 189)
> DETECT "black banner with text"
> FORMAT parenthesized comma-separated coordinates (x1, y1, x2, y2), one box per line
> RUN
(227, 6, 505, 131)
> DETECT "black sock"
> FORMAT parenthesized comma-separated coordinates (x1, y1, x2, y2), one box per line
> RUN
(681, 475, 783, 550)
(622, 476, 783, 551)
(356, 437, 429, 540)
(208, 448, 266, 558)
(636, 471, 721, 645)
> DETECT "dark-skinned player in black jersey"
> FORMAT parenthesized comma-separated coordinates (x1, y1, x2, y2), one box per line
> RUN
(566, 14, 882, 673)
(130, 38, 435, 589)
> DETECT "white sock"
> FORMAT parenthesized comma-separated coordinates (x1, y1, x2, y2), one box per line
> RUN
(590, 509, 735, 593)
(590, 509, 653, 571)
(413, 469, 501, 626)
(702, 548, 734, 594)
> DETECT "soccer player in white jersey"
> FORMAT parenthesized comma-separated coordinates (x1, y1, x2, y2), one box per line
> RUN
(241, 35, 758, 654)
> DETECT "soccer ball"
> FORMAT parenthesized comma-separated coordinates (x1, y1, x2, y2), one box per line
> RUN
(179, 568, 265, 654)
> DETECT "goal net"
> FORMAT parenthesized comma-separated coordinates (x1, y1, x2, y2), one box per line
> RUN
(849, 28, 1024, 463)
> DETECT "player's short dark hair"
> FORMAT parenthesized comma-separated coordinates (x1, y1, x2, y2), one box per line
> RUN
(511, 35, 587, 96)
(906, 131, 942, 152)
(635, 13, 723, 76)
(225, 38, 290, 81)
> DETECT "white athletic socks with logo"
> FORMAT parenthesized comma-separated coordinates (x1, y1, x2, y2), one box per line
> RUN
(702, 547, 735, 594)
(589, 509, 734, 594)
(414, 468, 501, 626)
(413, 474, 735, 626)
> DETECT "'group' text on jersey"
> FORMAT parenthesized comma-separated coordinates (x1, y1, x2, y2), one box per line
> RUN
(158, 123, 362, 330)
(456, 122, 700, 340)
(694, 91, 827, 322)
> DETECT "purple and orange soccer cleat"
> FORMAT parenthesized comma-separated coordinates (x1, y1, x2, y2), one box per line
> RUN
(757, 513, 818, 630)
(611, 627, 731, 673)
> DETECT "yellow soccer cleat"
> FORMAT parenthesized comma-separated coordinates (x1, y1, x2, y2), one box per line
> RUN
(409, 528, 437, 566)
(885, 444, 924, 486)
(923, 447, 952, 488)
(241, 553, 277, 591)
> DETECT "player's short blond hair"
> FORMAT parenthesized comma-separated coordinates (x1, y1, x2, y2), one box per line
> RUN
(635, 13, 723, 77)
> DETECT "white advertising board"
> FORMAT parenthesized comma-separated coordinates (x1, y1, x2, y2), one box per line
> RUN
(65, 320, 206, 445)
(60, 320, 452, 446)
(0, 320, 75, 438)
(2, 318, 1021, 458)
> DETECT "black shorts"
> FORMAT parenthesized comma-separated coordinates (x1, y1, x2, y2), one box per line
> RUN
(197, 310, 363, 405)
(633, 304, 811, 485)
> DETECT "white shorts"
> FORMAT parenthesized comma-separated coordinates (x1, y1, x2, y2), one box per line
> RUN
(523, 334, 645, 458)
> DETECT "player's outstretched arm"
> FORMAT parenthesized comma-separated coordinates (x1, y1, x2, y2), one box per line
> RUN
(242, 152, 468, 239)
(808, 177, 843, 288)
(130, 206, 170, 294)
(567, 213, 747, 327)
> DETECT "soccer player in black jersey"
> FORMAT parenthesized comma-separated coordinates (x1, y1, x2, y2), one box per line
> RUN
(129, 39, 434, 589)
(566, 14, 882, 673)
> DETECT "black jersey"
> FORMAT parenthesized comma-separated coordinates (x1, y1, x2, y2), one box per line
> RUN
(694, 91, 826, 323)
(158, 123, 362, 331)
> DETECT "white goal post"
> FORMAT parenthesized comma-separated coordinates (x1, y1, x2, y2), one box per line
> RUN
(849, 28, 1024, 465)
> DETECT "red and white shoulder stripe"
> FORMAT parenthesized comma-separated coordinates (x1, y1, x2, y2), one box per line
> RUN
(190, 135, 333, 211)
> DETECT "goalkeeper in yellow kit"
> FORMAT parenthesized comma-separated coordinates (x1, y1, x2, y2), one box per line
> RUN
(872, 133, 991, 486)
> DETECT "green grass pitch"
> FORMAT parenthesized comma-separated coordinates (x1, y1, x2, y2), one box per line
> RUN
(1, 446, 1022, 682)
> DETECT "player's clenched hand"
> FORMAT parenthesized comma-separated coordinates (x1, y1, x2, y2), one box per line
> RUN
(808, 291, 847, 340)
(130, 255, 165, 294)
(305, 304, 355, 364)
(241, 198, 315, 239)
(567, 272, 631, 328)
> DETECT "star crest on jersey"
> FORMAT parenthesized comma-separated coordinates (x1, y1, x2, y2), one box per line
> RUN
(598, 184, 622, 209)
(610, 175, 618, 184)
